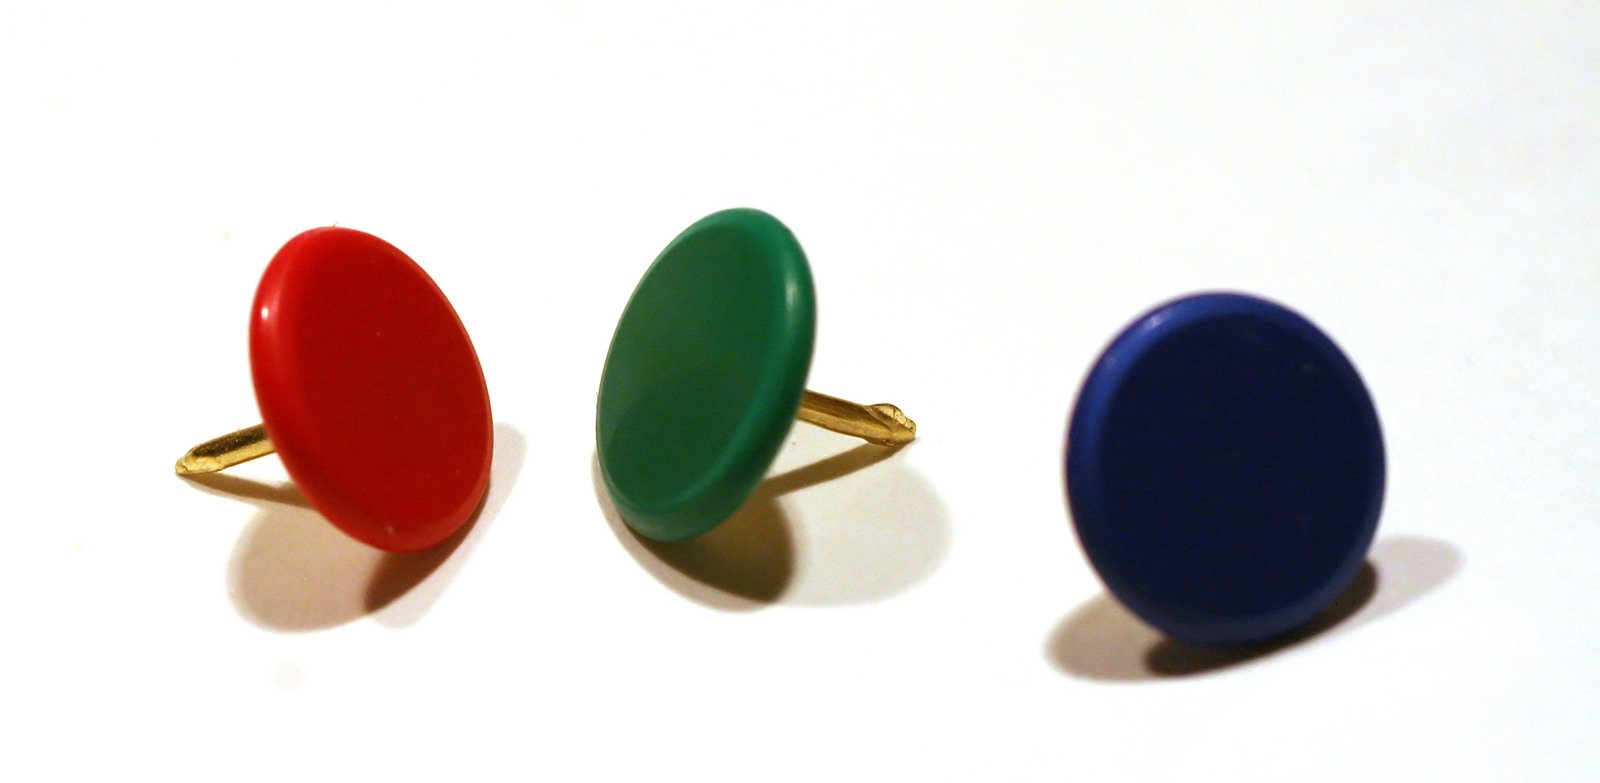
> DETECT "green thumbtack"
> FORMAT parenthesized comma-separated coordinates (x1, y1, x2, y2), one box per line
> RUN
(596, 208, 917, 542)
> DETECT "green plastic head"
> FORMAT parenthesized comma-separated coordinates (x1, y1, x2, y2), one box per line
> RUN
(597, 209, 817, 541)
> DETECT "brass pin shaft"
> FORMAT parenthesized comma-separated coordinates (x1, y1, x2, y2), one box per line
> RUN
(174, 424, 274, 476)
(796, 390, 916, 447)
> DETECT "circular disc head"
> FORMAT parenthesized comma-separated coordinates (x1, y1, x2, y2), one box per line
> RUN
(250, 227, 493, 553)
(597, 209, 816, 542)
(1066, 293, 1385, 646)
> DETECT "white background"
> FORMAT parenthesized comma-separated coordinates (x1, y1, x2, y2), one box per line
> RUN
(2, 1, 1597, 779)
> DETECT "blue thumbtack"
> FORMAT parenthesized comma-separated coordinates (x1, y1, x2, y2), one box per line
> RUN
(1066, 293, 1386, 646)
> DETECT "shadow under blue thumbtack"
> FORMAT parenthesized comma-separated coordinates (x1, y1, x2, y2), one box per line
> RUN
(1047, 536, 1461, 680)
(1066, 293, 1387, 647)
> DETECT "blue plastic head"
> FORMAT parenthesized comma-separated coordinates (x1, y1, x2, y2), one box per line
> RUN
(1066, 293, 1385, 646)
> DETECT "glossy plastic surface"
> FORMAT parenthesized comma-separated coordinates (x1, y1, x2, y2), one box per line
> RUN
(596, 209, 816, 541)
(251, 227, 493, 552)
(1066, 293, 1385, 646)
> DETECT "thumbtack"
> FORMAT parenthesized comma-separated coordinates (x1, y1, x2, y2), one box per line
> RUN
(176, 227, 493, 553)
(596, 208, 916, 542)
(1065, 292, 1385, 646)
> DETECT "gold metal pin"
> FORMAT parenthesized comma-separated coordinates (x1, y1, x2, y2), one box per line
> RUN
(797, 390, 916, 447)
(175, 424, 274, 476)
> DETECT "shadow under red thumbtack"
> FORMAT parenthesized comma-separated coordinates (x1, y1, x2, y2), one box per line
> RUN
(187, 424, 526, 631)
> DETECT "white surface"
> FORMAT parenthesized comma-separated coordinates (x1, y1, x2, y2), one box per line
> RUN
(3, 2, 1597, 779)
